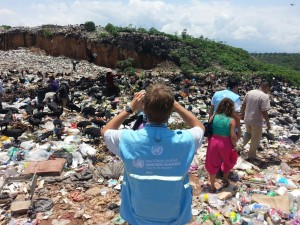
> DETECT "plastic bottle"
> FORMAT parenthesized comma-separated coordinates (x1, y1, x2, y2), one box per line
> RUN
(251, 212, 266, 225)
(242, 205, 251, 215)
(251, 203, 270, 214)
(267, 191, 276, 197)
(199, 176, 205, 187)
(281, 162, 292, 173)
(241, 191, 251, 204)
(200, 193, 209, 202)
(230, 211, 236, 224)
(269, 208, 281, 224)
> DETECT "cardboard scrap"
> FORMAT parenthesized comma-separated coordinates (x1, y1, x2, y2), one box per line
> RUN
(251, 194, 290, 211)
(24, 158, 66, 176)
(217, 185, 237, 200)
(11, 200, 31, 214)
(200, 219, 214, 225)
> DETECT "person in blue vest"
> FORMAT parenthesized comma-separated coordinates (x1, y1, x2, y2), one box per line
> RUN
(208, 77, 241, 139)
(101, 83, 205, 225)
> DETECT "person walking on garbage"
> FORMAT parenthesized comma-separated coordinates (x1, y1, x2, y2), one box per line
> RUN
(105, 70, 121, 97)
(58, 81, 70, 108)
(205, 72, 216, 89)
(240, 80, 271, 159)
(209, 77, 241, 139)
(0, 76, 3, 102)
(47, 75, 59, 92)
(101, 83, 205, 225)
(205, 98, 238, 193)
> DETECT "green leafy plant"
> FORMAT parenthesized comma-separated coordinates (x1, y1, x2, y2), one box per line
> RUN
(116, 57, 135, 71)
(84, 21, 96, 32)
(104, 23, 119, 36)
(42, 28, 53, 38)
(0, 25, 11, 30)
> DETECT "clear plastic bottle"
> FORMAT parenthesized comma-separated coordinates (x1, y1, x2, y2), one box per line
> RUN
(242, 205, 251, 215)
(251, 212, 266, 225)
(251, 203, 270, 214)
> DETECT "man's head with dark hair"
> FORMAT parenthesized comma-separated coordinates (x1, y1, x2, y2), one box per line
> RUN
(144, 83, 174, 124)
(227, 77, 239, 90)
(227, 77, 239, 92)
(260, 80, 271, 94)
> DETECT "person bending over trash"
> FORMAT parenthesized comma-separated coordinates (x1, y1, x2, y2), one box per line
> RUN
(205, 98, 238, 193)
(101, 83, 205, 225)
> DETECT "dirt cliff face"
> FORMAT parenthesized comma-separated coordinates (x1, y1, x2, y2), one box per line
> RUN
(0, 26, 178, 69)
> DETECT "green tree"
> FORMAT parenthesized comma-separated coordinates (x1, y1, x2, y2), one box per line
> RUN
(0, 25, 11, 30)
(105, 23, 119, 36)
(84, 21, 96, 32)
(116, 57, 135, 71)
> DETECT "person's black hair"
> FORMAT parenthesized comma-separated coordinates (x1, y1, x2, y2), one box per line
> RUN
(260, 80, 271, 88)
(227, 77, 239, 90)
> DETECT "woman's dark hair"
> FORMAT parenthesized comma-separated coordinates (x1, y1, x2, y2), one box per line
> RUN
(144, 83, 174, 124)
(216, 98, 234, 118)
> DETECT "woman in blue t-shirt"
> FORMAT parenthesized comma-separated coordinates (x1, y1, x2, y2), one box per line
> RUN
(205, 98, 238, 193)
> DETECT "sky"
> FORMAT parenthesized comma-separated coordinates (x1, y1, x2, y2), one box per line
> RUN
(1, 0, 300, 53)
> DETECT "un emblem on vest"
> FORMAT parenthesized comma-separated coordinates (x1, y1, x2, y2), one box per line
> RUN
(151, 145, 163, 155)
(133, 159, 144, 168)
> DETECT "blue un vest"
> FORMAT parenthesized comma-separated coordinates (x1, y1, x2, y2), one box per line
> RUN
(119, 125, 195, 225)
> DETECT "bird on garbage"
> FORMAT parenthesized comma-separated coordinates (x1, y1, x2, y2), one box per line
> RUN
(83, 127, 101, 143)
(289, 134, 299, 143)
(67, 102, 81, 113)
(81, 106, 96, 117)
(77, 121, 92, 130)
(38, 130, 53, 141)
(0, 106, 18, 114)
(262, 131, 275, 142)
(0, 110, 13, 130)
(47, 98, 59, 112)
(34, 101, 45, 112)
(90, 119, 106, 129)
(25, 103, 34, 116)
(28, 117, 41, 132)
(1, 127, 28, 143)
(33, 111, 48, 120)
(47, 107, 63, 119)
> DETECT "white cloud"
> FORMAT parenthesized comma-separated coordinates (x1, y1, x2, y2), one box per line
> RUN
(1, 0, 300, 52)
(232, 26, 261, 40)
(0, 8, 15, 16)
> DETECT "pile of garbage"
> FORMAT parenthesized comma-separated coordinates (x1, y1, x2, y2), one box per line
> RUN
(0, 47, 299, 225)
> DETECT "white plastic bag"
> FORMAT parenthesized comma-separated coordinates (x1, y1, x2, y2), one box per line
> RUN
(24, 149, 51, 161)
(79, 143, 96, 156)
(20, 140, 36, 150)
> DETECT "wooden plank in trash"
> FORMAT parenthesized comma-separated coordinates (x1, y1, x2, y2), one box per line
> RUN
(24, 158, 66, 176)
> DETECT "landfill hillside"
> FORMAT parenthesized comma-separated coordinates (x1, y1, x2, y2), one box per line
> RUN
(0, 25, 176, 70)
(1, 24, 300, 86)
(0, 29, 300, 224)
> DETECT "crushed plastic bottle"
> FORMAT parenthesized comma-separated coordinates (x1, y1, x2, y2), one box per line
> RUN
(242, 205, 251, 215)
(268, 208, 281, 224)
(251, 203, 270, 214)
(251, 212, 266, 225)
